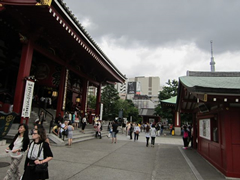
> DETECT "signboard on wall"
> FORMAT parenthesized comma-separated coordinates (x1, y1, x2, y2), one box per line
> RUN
(127, 82, 136, 94)
(199, 119, 211, 140)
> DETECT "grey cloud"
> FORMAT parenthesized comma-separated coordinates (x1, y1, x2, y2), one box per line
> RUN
(65, 0, 240, 54)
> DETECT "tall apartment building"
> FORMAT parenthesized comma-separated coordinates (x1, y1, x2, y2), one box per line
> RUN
(115, 76, 160, 108)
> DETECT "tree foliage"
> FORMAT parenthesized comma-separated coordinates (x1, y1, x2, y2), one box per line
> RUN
(116, 99, 140, 123)
(87, 95, 96, 109)
(155, 79, 178, 123)
(101, 84, 120, 120)
(159, 79, 178, 101)
(101, 84, 139, 121)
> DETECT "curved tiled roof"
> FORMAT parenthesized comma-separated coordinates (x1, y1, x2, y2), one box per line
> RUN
(161, 96, 177, 104)
(56, 0, 126, 81)
(180, 76, 240, 90)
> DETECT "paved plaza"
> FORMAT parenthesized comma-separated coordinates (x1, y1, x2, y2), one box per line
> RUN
(0, 132, 228, 180)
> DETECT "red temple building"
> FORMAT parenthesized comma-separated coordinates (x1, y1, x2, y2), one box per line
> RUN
(177, 71, 240, 178)
(0, 0, 125, 124)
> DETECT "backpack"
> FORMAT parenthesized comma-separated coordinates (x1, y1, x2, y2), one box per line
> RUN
(183, 131, 189, 138)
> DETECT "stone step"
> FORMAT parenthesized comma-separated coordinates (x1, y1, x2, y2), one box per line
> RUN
(48, 127, 109, 146)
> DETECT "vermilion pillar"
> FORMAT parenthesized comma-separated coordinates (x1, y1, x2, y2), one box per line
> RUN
(192, 113, 197, 148)
(80, 79, 88, 118)
(13, 40, 33, 123)
(95, 84, 102, 117)
(56, 67, 66, 117)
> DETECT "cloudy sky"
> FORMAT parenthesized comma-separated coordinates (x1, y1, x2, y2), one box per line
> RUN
(64, 0, 240, 86)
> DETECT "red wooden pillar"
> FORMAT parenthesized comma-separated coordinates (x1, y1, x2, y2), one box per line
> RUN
(192, 113, 197, 149)
(95, 84, 102, 117)
(80, 79, 88, 118)
(56, 67, 66, 117)
(13, 41, 33, 123)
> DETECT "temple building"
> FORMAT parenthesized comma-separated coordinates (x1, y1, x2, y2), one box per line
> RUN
(177, 71, 240, 178)
(0, 0, 125, 125)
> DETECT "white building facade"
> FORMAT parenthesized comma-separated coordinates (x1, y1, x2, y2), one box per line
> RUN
(115, 76, 160, 109)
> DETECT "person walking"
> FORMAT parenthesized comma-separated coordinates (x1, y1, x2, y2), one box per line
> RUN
(74, 112, 80, 129)
(22, 128, 53, 180)
(95, 120, 102, 139)
(39, 111, 45, 125)
(81, 116, 87, 133)
(145, 124, 150, 147)
(134, 123, 140, 141)
(182, 125, 189, 149)
(55, 113, 63, 125)
(65, 121, 74, 147)
(129, 123, 133, 140)
(3, 124, 30, 180)
(160, 124, 164, 135)
(111, 120, 118, 143)
(150, 124, 156, 147)
(107, 122, 112, 138)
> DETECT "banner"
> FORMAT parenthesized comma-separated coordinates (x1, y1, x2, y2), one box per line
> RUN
(127, 82, 136, 94)
(21, 80, 35, 118)
(0, 112, 18, 140)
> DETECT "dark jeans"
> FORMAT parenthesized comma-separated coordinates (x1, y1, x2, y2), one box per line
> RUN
(95, 131, 101, 139)
(134, 133, 139, 141)
(146, 137, 150, 146)
(183, 137, 188, 147)
(129, 131, 133, 139)
(151, 137, 155, 145)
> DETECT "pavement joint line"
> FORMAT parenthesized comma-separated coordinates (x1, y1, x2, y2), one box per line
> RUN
(151, 144, 160, 180)
(66, 140, 130, 180)
(178, 147, 204, 180)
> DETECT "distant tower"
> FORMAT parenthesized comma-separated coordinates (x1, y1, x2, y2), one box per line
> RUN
(210, 40, 216, 72)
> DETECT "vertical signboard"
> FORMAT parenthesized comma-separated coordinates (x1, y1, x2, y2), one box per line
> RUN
(127, 82, 136, 94)
(21, 80, 34, 118)
(62, 69, 69, 111)
(100, 103, 103, 120)
(136, 81, 141, 95)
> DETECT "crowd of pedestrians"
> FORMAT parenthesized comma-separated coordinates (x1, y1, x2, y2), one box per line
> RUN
(104, 121, 166, 147)
(3, 111, 194, 179)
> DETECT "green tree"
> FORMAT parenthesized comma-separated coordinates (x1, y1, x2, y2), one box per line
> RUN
(116, 99, 139, 123)
(159, 79, 178, 101)
(101, 84, 120, 120)
(155, 79, 178, 124)
(87, 95, 96, 109)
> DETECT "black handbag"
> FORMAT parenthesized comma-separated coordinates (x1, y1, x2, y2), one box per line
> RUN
(35, 143, 48, 173)
(35, 162, 48, 172)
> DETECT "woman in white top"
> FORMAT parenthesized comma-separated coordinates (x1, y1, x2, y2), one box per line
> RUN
(150, 125, 157, 147)
(145, 124, 151, 147)
(134, 123, 140, 141)
(4, 124, 30, 180)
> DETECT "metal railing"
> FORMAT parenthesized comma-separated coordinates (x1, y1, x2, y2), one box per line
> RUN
(38, 108, 54, 133)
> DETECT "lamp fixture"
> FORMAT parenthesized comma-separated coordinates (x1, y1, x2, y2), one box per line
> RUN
(76, 97, 81, 103)
(52, 91, 58, 97)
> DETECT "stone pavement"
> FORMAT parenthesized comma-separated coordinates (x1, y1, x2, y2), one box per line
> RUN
(0, 132, 230, 180)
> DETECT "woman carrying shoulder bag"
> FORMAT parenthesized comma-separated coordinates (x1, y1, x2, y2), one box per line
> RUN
(3, 124, 30, 180)
(22, 128, 53, 180)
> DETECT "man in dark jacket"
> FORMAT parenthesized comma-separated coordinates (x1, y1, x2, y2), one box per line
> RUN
(112, 120, 118, 143)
